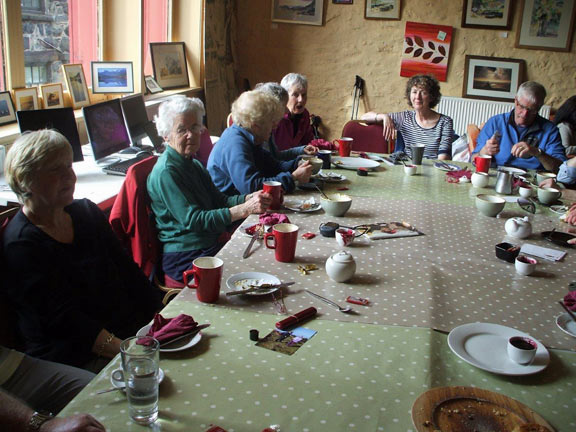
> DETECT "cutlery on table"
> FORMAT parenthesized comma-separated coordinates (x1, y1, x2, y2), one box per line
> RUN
(160, 323, 211, 347)
(314, 184, 330, 200)
(242, 231, 259, 259)
(227, 282, 294, 296)
(558, 300, 576, 322)
(304, 289, 352, 313)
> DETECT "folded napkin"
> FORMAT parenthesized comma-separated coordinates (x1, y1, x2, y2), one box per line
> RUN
(146, 313, 198, 344)
(259, 213, 290, 226)
(564, 291, 576, 311)
(309, 138, 334, 151)
(445, 169, 472, 183)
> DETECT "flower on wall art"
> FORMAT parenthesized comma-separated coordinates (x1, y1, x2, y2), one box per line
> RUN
(400, 21, 453, 82)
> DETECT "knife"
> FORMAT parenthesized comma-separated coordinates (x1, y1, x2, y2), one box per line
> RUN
(159, 323, 211, 347)
(226, 282, 294, 296)
(242, 232, 259, 259)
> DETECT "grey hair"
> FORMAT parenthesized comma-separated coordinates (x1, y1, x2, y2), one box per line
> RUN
(255, 82, 288, 104)
(5, 129, 72, 201)
(280, 73, 308, 92)
(231, 90, 284, 129)
(516, 81, 547, 107)
(154, 95, 205, 138)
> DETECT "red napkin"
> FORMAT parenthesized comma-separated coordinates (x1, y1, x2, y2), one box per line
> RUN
(309, 138, 334, 151)
(259, 213, 290, 226)
(564, 291, 576, 311)
(445, 169, 472, 183)
(146, 313, 198, 344)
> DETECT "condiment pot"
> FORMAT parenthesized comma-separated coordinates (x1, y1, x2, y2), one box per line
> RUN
(505, 216, 532, 239)
(326, 250, 356, 282)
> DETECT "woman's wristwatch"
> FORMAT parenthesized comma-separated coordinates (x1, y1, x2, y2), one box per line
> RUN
(28, 411, 53, 430)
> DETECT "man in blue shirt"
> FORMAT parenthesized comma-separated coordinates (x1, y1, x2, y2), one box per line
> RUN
(474, 81, 565, 172)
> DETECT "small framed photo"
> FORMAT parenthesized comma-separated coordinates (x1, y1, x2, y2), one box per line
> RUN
(150, 42, 189, 90)
(91, 61, 134, 94)
(461, 0, 513, 30)
(14, 87, 39, 111)
(271, 0, 324, 26)
(145, 75, 163, 94)
(462, 55, 525, 102)
(0, 91, 17, 125)
(516, 0, 576, 52)
(62, 64, 91, 109)
(365, 0, 401, 20)
(40, 83, 65, 109)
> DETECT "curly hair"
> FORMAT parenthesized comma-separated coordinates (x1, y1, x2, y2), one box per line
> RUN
(231, 90, 284, 129)
(553, 95, 576, 129)
(404, 74, 442, 109)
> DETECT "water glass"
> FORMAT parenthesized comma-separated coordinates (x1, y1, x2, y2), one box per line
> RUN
(120, 336, 160, 425)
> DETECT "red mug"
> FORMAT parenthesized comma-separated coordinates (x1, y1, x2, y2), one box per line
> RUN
(264, 223, 299, 263)
(335, 137, 353, 157)
(182, 257, 223, 303)
(475, 155, 492, 173)
(263, 181, 284, 210)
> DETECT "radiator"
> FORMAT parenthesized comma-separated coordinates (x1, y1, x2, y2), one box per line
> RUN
(436, 96, 551, 137)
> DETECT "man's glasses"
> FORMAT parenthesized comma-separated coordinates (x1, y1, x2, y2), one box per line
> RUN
(517, 198, 536, 214)
(515, 98, 540, 114)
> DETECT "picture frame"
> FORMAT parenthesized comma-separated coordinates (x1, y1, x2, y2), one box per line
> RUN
(365, 0, 401, 20)
(462, 55, 525, 102)
(145, 75, 163, 94)
(461, 0, 513, 30)
(91, 61, 134, 94)
(150, 42, 190, 90)
(62, 64, 91, 109)
(13, 87, 39, 112)
(271, 0, 324, 26)
(40, 83, 65, 109)
(515, 0, 576, 52)
(0, 91, 17, 125)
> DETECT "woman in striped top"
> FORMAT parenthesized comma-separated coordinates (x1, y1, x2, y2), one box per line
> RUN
(362, 74, 453, 160)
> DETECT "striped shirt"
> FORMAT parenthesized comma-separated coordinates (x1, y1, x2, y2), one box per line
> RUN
(389, 110, 453, 159)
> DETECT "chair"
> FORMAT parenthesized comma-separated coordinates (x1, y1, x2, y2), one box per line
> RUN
(226, 113, 234, 127)
(341, 120, 395, 154)
(194, 129, 215, 167)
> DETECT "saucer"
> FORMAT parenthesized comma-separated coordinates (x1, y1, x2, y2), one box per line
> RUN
(283, 198, 321, 213)
(556, 312, 576, 337)
(110, 367, 165, 390)
(314, 172, 347, 183)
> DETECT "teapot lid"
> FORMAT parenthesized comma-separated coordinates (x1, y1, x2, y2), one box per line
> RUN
(330, 250, 355, 263)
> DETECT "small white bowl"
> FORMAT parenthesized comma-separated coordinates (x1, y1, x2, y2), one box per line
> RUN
(404, 164, 417, 176)
(518, 186, 533, 198)
(515, 255, 537, 276)
(320, 193, 352, 217)
(471, 172, 489, 188)
(475, 194, 505, 217)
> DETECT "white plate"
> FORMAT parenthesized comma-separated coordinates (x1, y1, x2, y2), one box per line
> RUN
(332, 157, 380, 170)
(556, 313, 576, 338)
(314, 172, 347, 183)
(500, 166, 527, 176)
(226, 272, 281, 296)
(550, 204, 569, 215)
(447, 322, 549, 376)
(365, 153, 385, 162)
(283, 198, 321, 213)
(110, 367, 165, 390)
(433, 162, 460, 172)
(136, 324, 202, 353)
(238, 222, 264, 238)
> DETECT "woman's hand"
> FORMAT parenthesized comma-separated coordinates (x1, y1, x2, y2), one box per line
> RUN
(292, 161, 313, 184)
(303, 145, 318, 155)
(539, 178, 558, 189)
(565, 208, 576, 226)
(361, 111, 380, 124)
(381, 114, 396, 141)
(230, 191, 272, 221)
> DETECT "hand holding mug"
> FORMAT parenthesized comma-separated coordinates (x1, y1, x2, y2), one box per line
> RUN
(244, 190, 272, 214)
(482, 136, 500, 156)
(303, 144, 318, 155)
(539, 178, 558, 189)
(292, 161, 313, 183)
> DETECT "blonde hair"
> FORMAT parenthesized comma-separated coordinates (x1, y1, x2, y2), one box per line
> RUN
(5, 129, 72, 200)
(231, 90, 284, 129)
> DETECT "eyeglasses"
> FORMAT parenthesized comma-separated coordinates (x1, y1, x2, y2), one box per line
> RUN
(515, 98, 540, 114)
(174, 124, 206, 137)
(517, 198, 536, 214)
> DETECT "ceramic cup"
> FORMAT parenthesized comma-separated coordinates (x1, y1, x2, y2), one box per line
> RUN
(335, 228, 355, 247)
(515, 255, 537, 276)
(471, 172, 489, 188)
(317, 150, 332, 169)
(536, 171, 557, 184)
(263, 181, 284, 210)
(474, 155, 492, 173)
(537, 187, 561, 205)
(335, 137, 353, 157)
(264, 223, 299, 263)
(183, 257, 224, 303)
(299, 156, 323, 175)
(404, 164, 417, 176)
(518, 185, 533, 198)
(411, 145, 425, 165)
(507, 336, 537, 365)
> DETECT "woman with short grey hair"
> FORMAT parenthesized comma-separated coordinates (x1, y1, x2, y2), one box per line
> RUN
(274, 72, 316, 151)
(148, 95, 272, 284)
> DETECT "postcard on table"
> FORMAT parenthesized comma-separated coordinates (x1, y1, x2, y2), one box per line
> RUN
(256, 327, 317, 355)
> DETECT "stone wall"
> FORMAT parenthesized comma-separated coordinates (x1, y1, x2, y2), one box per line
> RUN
(235, 1, 576, 139)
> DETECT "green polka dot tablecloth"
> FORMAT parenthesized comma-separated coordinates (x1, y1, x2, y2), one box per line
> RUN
(62, 302, 576, 432)
(203, 160, 576, 351)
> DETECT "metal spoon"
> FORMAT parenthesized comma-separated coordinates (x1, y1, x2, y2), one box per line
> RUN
(314, 184, 330, 200)
(305, 289, 352, 313)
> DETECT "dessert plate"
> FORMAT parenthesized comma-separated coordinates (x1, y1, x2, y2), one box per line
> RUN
(447, 322, 549, 375)
(137, 324, 202, 353)
(314, 172, 347, 183)
(556, 312, 576, 337)
(226, 272, 281, 296)
(283, 198, 321, 213)
(331, 157, 380, 170)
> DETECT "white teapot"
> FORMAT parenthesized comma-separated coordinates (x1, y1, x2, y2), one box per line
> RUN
(505, 216, 532, 239)
(326, 250, 356, 283)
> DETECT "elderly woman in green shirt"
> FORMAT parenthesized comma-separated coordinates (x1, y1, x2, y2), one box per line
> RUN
(147, 95, 271, 283)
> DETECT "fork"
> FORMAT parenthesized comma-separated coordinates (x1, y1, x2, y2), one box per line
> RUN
(304, 290, 352, 313)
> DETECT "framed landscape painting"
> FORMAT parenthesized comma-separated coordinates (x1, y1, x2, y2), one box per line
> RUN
(271, 0, 324, 26)
(40, 83, 65, 109)
(516, 0, 576, 51)
(150, 42, 190, 90)
(463, 55, 525, 102)
(365, 0, 401, 20)
(461, 0, 513, 29)
(0, 91, 16, 125)
(91, 61, 134, 94)
(62, 64, 91, 109)
(14, 87, 39, 111)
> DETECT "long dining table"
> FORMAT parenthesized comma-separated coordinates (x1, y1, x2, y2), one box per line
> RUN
(61, 157, 576, 431)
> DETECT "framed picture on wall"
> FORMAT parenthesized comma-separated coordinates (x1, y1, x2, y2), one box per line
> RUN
(150, 42, 190, 90)
(515, 0, 576, 51)
(271, 0, 324, 26)
(461, 0, 513, 30)
(145, 75, 163, 94)
(62, 64, 91, 109)
(13, 87, 39, 112)
(91, 61, 134, 94)
(365, 0, 401, 20)
(462, 55, 525, 102)
(40, 83, 65, 109)
(0, 91, 17, 125)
